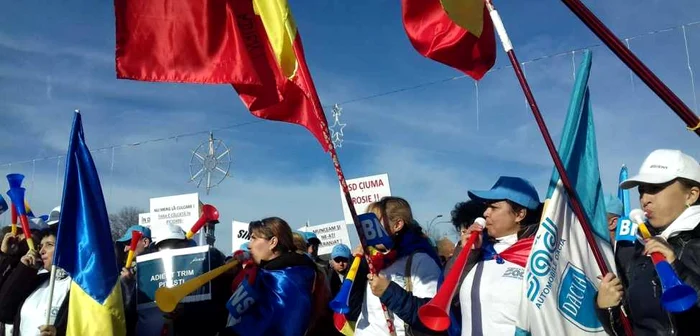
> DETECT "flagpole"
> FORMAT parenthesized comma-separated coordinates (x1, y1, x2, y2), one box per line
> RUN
(297, 54, 397, 336)
(560, 0, 700, 136)
(45, 265, 57, 326)
(485, 1, 633, 334)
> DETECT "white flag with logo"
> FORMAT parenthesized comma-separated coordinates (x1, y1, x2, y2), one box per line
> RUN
(516, 181, 615, 335)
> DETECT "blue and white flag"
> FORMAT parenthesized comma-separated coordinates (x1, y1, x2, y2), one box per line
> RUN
(516, 51, 615, 335)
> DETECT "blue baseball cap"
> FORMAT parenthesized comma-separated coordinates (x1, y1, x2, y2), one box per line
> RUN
(605, 194, 624, 216)
(117, 225, 152, 243)
(301, 231, 321, 245)
(468, 176, 540, 210)
(331, 244, 351, 260)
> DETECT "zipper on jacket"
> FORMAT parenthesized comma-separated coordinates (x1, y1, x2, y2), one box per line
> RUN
(651, 279, 658, 298)
(652, 279, 677, 334)
(607, 308, 619, 336)
(667, 312, 675, 335)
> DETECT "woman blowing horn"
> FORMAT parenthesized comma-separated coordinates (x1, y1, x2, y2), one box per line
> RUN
(361, 177, 542, 336)
(220, 217, 330, 336)
(596, 149, 700, 335)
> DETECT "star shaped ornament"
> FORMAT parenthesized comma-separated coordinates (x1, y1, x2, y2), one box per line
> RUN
(329, 104, 346, 149)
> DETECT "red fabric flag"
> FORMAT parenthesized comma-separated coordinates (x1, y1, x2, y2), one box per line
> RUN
(401, 0, 497, 80)
(115, 0, 330, 151)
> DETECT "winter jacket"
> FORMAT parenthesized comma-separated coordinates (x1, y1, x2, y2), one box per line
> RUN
(596, 221, 700, 336)
(379, 245, 481, 335)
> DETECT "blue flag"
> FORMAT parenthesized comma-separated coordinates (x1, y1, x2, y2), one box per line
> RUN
(227, 265, 316, 336)
(617, 165, 631, 216)
(547, 50, 609, 242)
(517, 50, 614, 336)
(54, 112, 126, 335)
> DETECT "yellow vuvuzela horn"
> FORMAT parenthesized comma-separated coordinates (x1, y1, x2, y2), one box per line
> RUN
(155, 260, 240, 313)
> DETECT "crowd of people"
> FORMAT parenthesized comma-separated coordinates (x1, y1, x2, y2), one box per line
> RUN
(0, 148, 698, 336)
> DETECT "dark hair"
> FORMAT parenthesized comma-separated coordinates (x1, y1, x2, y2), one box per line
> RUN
(678, 178, 700, 206)
(451, 200, 487, 230)
(249, 217, 295, 254)
(37, 227, 58, 241)
(503, 200, 543, 239)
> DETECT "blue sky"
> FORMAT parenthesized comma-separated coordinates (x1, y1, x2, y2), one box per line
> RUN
(1, 0, 699, 254)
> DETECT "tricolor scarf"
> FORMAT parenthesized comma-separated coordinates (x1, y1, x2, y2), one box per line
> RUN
(480, 235, 534, 268)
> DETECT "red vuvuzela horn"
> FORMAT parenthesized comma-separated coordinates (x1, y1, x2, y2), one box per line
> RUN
(418, 217, 486, 331)
(185, 204, 219, 240)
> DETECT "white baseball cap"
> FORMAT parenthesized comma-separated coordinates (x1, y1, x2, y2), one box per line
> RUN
(620, 149, 700, 190)
(152, 223, 186, 245)
(46, 206, 61, 225)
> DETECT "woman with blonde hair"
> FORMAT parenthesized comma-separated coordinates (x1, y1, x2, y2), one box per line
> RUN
(355, 196, 443, 336)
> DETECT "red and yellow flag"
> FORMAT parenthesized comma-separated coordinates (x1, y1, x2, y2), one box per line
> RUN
(115, 0, 329, 151)
(402, 0, 496, 80)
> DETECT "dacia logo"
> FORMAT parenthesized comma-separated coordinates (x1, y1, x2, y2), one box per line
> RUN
(557, 264, 603, 332)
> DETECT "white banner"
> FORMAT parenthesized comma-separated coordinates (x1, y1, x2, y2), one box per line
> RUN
(231, 220, 251, 253)
(299, 220, 351, 256)
(340, 173, 391, 224)
(517, 181, 615, 335)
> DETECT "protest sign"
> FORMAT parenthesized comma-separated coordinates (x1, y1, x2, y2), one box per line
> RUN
(138, 213, 152, 227)
(136, 245, 211, 309)
(339, 173, 391, 224)
(149, 193, 199, 233)
(299, 220, 351, 256)
(231, 220, 251, 253)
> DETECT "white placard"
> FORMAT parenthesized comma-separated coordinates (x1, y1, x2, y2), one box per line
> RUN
(148, 193, 199, 233)
(231, 220, 251, 253)
(138, 213, 152, 227)
(299, 220, 351, 256)
(340, 173, 391, 224)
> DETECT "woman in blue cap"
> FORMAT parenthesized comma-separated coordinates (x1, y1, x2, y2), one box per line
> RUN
(458, 176, 542, 336)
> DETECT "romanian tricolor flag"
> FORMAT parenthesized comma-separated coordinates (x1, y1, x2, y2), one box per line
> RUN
(401, 0, 496, 80)
(115, 0, 330, 151)
(54, 112, 126, 336)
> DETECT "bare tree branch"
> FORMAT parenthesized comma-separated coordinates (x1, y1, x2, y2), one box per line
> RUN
(109, 206, 144, 242)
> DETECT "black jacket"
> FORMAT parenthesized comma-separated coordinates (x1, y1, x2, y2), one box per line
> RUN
(329, 258, 369, 323)
(0, 261, 69, 336)
(596, 222, 700, 336)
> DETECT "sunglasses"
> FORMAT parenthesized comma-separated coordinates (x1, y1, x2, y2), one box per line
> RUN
(638, 179, 676, 196)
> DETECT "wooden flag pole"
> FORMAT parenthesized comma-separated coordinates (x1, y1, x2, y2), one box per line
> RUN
(486, 0, 634, 334)
(561, 0, 700, 136)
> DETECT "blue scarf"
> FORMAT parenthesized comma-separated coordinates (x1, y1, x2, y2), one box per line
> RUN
(394, 226, 443, 270)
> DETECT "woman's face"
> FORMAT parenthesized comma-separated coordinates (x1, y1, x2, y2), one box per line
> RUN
(39, 235, 56, 270)
(248, 229, 277, 264)
(483, 201, 524, 239)
(639, 180, 696, 228)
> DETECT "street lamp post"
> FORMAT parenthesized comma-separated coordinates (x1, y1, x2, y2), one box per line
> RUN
(428, 214, 443, 228)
